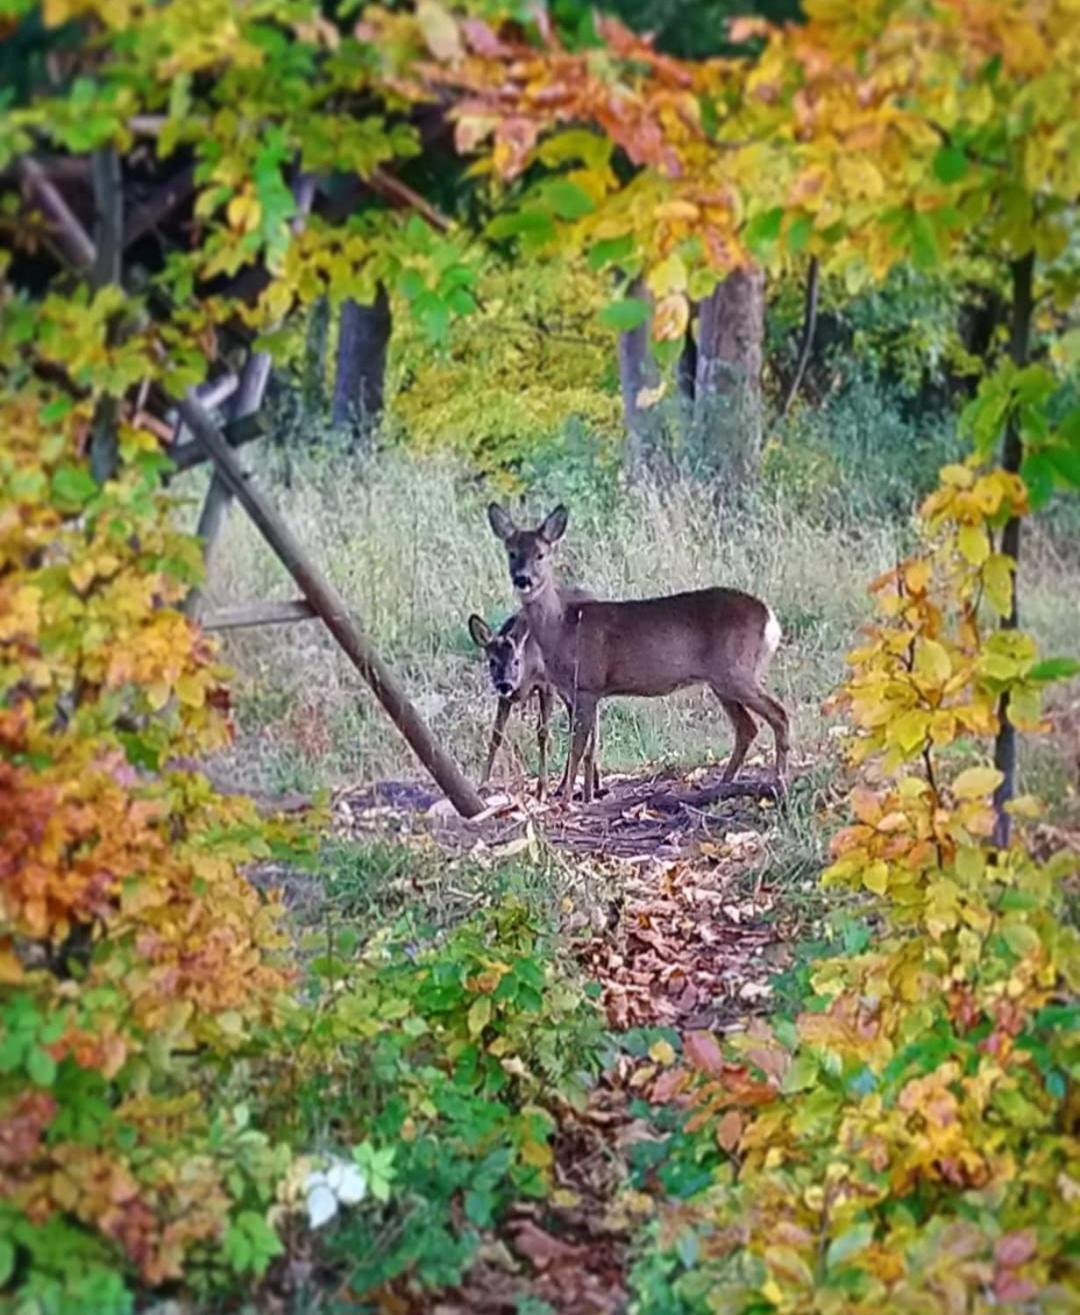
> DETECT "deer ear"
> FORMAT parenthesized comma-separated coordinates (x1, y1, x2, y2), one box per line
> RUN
(487, 503, 515, 542)
(468, 613, 493, 648)
(540, 504, 568, 543)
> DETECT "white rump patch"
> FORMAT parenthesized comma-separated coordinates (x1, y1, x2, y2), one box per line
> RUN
(763, 608, 782, 658)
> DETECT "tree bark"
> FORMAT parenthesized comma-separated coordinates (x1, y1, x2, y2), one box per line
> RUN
(991, 251, 1034, 848)
(693, 266, 765, 481)
(617, 276, 658, 472)
(332, 285, 391, 445)
(177, 393, 485, 819)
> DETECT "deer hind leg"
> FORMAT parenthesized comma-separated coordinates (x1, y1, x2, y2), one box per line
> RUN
(588, 707, 602, 797)
(733, 686, 790, 784)
(536, 685, 553, 801)
(482, 698, 512, 786)
(581, 704, 601, 804)
(713, 693, 758, 783)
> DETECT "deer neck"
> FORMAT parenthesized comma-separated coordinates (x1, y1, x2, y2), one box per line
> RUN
(521, 574, 566, 641)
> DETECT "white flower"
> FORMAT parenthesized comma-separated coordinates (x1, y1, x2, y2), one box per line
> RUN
(304, 1156, 367, 1229)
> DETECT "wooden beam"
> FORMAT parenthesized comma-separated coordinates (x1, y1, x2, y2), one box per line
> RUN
(177, 393, 486, 820)
(201, 600, 317, 631)
(168, 412, 264, 472)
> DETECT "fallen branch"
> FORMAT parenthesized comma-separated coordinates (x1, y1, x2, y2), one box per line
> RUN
(201, 600, 316, 631)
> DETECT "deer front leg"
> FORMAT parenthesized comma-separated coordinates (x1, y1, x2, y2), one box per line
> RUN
(482, 697, 512, 786)
(535, 685, 553, 800)
(556, 694, 598, 805)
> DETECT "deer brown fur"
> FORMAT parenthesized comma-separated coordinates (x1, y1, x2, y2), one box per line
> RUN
(487, 503, 789, 802)
(468, 603, 600, 800)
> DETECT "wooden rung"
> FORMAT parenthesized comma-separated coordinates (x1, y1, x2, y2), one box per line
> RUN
(200, 599, 316, 631)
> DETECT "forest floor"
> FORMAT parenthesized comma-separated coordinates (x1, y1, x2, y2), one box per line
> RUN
(307, 763, 824, 1314)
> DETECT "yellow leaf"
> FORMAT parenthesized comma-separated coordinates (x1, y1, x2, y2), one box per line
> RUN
(175, 674, 206, 708)
(864, 861, 888, 895)
(649, 1039, 677, 1065)
(647, 252, 688, 297)
(468, 996, 492, 1038)
(940, 464, 974, 488)
(146, 681, 171, 711)
(1005, 794, 1043, 818)
(914, 639, 951, 683)
(891, 709, 930, 752)
(982, 553, 1015, 616)
(957, 523, 989, 566)
(653, 292, 689, 342)
(902, 558, 931, 595)
(952, 766, 1003, 799)
(417, 0, 462, 60)
(226, 190, 262, 234)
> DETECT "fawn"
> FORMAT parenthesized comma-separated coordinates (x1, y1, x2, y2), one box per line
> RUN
(468, 608, 600, 801)
(487, 503, 790, 802)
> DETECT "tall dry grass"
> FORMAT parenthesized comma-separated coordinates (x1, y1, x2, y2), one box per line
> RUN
(181, 449, 1079, 810)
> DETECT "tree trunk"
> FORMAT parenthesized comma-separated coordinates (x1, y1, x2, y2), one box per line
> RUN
(332, 285, 391, 447)
(991, 251, 1034, 847)
(693, 266, 765, 482)
(617, 276, 658, 473)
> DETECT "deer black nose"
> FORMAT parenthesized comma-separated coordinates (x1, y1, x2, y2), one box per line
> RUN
(512, 573, 530, 589)
(496, 681, 513, 696)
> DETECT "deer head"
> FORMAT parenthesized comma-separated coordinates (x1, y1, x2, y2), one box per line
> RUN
(487, 503, 568, 600)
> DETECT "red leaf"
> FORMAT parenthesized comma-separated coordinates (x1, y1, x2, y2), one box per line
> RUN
(684, 1030, 724, 1074)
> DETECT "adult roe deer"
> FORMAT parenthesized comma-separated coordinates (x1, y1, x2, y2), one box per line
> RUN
(468, 606, 601, 800)
(487, 503, 789, 803)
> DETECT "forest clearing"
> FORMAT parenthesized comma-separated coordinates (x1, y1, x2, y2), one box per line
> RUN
(2, 1, 1079, 1313)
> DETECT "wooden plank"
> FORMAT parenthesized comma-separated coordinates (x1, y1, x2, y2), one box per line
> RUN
(201, 600, 316, 631)
(177, 392, 486, 821)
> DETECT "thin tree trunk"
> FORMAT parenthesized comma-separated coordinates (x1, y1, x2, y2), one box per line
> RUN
(693, 266, 765, 481)
(617, 276, 658, 473)
(89, 146, 123, 483)
(332, 285, 391, 447)
(992, 251, 1034, 847)
(780, 256, 819, 417)
(178, 392, 485, 819)
(303, 295, 330, 417)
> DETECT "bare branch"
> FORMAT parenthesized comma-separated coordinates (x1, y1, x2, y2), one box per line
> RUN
(16, 156, 96, 270)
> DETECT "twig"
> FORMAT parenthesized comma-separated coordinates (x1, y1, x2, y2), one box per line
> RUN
(779, 256, 819, 418)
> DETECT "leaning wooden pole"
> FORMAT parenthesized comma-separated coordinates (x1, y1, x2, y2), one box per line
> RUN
(177, 392, 486, 820)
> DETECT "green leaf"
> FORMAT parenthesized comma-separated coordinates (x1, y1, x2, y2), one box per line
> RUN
(1046, 444, 1080, 489)
(540, 179, 595, 220)
(27, 1047, 57, 1087)
(52, 465, 99, 507)
(932, 145, 968, 183)
(786, 213, 813, 254)
(486, 209, 555, 242)
(826, 1222, 874, 1271)
(0, 1238, 13, 1287)
(599, 297, 650, 332)
(698, 94, 719, 139)
(587, 233, 635, 271)
(910, 213, 940, 270)
(1027, 657, 1080, 682)
(744, 207, 784, 254)
(1020, 451, 1055, 509)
